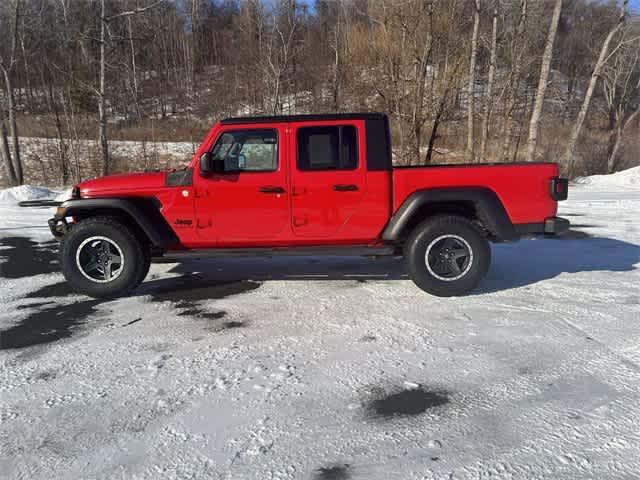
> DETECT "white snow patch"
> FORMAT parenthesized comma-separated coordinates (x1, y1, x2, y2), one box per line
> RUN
(54, 188, 74, 202)
(573, 165, 640, 191)
(0, 185, 58, 204)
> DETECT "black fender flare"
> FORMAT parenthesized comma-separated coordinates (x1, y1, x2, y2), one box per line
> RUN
(55, 197, 179, 248)
(382, 187, 518, 242)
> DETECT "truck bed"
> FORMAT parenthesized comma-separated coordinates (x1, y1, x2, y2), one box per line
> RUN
(392, 162, 559, 225)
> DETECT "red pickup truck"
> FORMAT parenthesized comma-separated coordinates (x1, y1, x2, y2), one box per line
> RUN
(49, 113, 569, 298)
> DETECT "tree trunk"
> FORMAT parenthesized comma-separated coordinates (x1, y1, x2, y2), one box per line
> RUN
(331, 27, 341, 112)
(411, 4, 434, 163)
(466, 0, 480, 162)
(128, 15, 142, 122)
(0, 0, 23, 185)
(2, 67, 23, 184)
(479, 2, 498, 162)
(425, 60, 463, 164)
(45, 73, 69, 184)
(525, 0, 562, 162)
(0, 116, 18, 186)
(98, 0, 110, 176)
(564, 0, 628, 170)
(607, 108, 639, 173)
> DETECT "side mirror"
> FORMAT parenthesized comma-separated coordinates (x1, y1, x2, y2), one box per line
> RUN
(199, 152, 225, 176)
(199, 152, 213, 176)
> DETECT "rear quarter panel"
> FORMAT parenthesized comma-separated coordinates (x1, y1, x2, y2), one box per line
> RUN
(392, 163, 559, 224)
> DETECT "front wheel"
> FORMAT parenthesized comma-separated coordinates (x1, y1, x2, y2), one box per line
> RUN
(404, 216, 491, 297)
(60, 217, 150, 298)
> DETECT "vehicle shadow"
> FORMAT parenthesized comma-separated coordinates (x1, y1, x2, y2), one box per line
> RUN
(477, 234, 640, 294)
(162, 255, 409, 283)
(160, 234, 640, 294)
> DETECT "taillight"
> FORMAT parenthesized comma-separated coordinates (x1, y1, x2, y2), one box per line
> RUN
(549, 177, 568, 201)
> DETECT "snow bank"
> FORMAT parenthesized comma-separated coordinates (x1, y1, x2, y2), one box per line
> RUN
(54, 188, 73, 202)
(573, 165, 640, 191)
(0, 185, 58, 204)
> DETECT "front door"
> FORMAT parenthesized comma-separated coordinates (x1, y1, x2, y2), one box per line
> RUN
(289, 121, 366, 239)
(195, 125, 289, 245)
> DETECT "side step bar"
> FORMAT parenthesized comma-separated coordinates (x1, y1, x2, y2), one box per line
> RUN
(155, 245, 398, 262)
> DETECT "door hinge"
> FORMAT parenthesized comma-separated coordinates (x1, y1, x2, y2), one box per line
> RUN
(292, 186, 306, 196)
(293, 216, 307, 227)
(194, 188, 208, 198)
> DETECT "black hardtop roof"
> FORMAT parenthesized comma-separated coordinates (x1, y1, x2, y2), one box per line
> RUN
(220, 112, 387, 125)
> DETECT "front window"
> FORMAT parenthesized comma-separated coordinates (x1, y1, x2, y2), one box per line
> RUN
(211, 129, 278, 172)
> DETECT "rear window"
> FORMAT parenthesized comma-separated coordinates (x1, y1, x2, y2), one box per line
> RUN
(296, 126, 358, 171)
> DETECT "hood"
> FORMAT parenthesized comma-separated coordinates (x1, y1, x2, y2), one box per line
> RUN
(78, 171, 170, 198)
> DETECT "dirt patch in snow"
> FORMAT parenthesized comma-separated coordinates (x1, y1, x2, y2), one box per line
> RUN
(313, 464, 351, 480)
(146, 275, 259, 329)
(367, 387, 450, 418)
(0, 237, 59, 278)
(175, 300, 228, 321)
(173, 299, 246, 331)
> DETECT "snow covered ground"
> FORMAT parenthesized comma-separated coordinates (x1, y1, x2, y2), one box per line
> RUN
(1, 170, 639, 480)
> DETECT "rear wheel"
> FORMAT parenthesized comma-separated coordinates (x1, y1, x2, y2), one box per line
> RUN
(404, 216, 490, 296)
(60, 217, 150, 298)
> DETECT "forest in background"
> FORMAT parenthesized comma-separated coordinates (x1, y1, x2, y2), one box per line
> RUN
(1, 0, 639, 186)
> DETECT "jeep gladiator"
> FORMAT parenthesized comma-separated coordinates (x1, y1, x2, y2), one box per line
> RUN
(49, 113, 569, 298)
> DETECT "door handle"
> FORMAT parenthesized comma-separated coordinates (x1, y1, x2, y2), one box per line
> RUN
(259, 186, 285, 194)
(333, 184, 358, 192)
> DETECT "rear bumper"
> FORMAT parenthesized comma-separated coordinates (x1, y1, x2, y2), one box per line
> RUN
(514, 217, 570, 236)
(544, 217, 570, 234)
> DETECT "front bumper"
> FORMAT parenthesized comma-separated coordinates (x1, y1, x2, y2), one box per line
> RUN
(514, 216, 570, 237)
(48, 217, 69, 240)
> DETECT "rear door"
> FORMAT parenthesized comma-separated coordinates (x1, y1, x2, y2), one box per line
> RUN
(289, 121, 366, 239)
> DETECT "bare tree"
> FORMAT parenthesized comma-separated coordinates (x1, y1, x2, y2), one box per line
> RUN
(0, 0, 24, 185)
(466, 0, 481, 161)
(97, 0, 164, 176)
(410, 2, 434, 163)
(98, 0, 109, 176)
(601, 34, 640, 173)
(0, 113, 18, 185)
(479, 1, 498, 161)
(525, 0, 562, 162)
(564, 0, 629, 171)
(265, 0, 300, 114)
(499, 0, 528, 161)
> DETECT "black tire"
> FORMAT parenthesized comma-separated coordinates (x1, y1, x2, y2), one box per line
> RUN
(404, 215, 491, 297)
(60, 216, 149, 298)
(137, 243, 152, 285)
